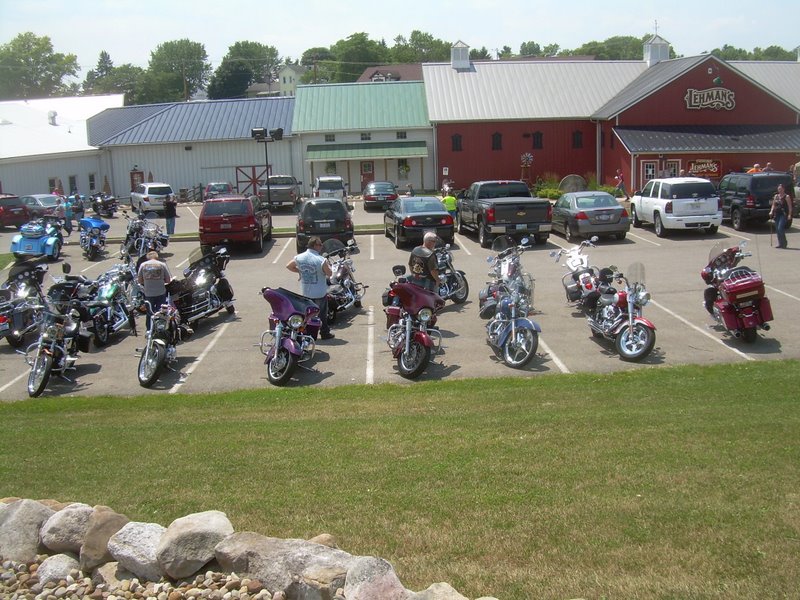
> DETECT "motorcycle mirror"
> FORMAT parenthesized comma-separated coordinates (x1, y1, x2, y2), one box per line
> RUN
(392, 265, 407, 276)
(520, 237, 530, 246)
(347, 239, 356, 247)
(61, 263, 72, 274)
(590, 235, 599, 243)
(183, 267, 191, 277)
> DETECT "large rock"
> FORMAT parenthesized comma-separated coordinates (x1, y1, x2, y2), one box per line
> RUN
(36, 552, 80, 586)
(79, 505, 130, 572)
(0, 498, 55, 562)
(343, 556, 411, 600)
(156, 510, 234, 580)
(108, 521, 166, 582)
(411, 582, 469, 600)
(91, 560, 136, 588)
(216, 531, 358, 597)
(40, 502, 93, 553)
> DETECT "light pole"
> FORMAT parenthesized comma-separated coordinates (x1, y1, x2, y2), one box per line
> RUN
(251, 127, 283, 203)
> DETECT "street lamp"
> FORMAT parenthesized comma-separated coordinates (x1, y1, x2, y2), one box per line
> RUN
(251, 127, 283, 203)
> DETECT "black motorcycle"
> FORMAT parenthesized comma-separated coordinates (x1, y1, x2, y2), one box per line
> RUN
(90, 264, 138, 346)
(0, 262, 48, 348)
(120, 211, 169, 262)
(433, 240, 469, 304)
(322, 238, 367, 323)
(91, 192, 118, 217)
(168, 246, 235, 326)
(137, 299, 191, 388)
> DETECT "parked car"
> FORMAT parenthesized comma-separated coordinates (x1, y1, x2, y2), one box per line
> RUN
(19, 194, 61, 219)
(552, 191, 630, 241)
(384, 196, 454, 248)
(199, 194, 272, 254)
(630, 177, 721, 237)
(204, 182, 234, 200)
(130, 183, 175, 213)
(295, 198, 354, 253)
(313, 175, 347, 201)
(717, 171, 797, 230)
(362, 181, 398, 211)
(0, 194, 30, 229)
(258, 175, 302, 211)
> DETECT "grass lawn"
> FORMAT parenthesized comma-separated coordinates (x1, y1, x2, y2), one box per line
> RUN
(1, 362, 798, 599)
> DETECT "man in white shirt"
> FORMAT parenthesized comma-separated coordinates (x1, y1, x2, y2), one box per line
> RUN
(286, 237, 334, 340)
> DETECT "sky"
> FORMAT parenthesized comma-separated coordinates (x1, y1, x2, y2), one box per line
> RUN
(1, 0, 798, 80)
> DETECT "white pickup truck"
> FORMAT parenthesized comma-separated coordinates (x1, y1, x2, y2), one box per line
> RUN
(630, 177, 721, 237)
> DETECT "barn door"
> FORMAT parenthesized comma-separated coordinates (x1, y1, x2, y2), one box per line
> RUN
(236, 165, 270, 196)
(360, 161, 374, 192)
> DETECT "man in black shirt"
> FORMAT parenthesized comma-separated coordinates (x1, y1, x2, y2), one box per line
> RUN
(408, 231, 440, 291)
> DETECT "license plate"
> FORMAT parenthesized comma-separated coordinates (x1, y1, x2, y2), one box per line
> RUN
(516, 224, 527, 230)
(596, 214, 610, 221)
(318, 222, 331, 229)
(220, 223, 231, 229)
(690, 202, 702, 209)
(24, 244, 33, 251)
(0, 322, 9, 331)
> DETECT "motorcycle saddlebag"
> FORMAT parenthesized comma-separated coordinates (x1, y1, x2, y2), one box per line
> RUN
(758, 296, 774, 322)
(381, 289, 392, 306)
(159, 233, 170, 248)
(565, 282, 582, 302)
(479, 298, 498, 319)
(720, 271, 764, 304)
(76, 330, 92, 353)
(385, 305, 401, 328)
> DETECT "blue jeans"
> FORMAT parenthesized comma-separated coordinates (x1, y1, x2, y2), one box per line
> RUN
(314, 295, 330, 335)
(774, 213, 788, 248)
(145, 293, 168, 330)
(165, 217, 176, 235)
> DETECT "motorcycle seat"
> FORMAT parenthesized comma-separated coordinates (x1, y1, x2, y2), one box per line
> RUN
(64, 274, 89, 283)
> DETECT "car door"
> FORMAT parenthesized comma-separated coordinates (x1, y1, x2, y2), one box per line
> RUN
(641, 181, 657, 222)
(718, 175, 733, 218)
(551, 195, 566, 233)
(385, 199, 400, 230)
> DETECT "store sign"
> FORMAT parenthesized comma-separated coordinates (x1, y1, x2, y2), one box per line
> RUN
(685, 87, 736, 111)
(688, 159, 722, 178)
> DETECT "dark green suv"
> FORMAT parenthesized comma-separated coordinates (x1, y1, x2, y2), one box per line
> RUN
(717, 171, 795, 230)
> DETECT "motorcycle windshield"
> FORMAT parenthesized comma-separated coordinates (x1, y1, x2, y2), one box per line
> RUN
(491, 234, 518, 253)
(626, 262, 646, 285)
(708, 240, 740, 265)
(322, 238, 346, 258)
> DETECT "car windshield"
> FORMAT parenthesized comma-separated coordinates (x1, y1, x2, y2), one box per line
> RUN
(752, 176, 791, 192)
(147, 186, 173, 196)
(368, 183, 395, 193)
(576, 194, 617, 209)
(269, 177, 295, 185)
(666, 182, 716, 198)
(403, 199, 445, 213)
(39, 195, 59, 207)
(302, 202, 346, 220)
(318, 180, 344, 190)
(203, 200, 247, 216)
(208, 183, 231, 192)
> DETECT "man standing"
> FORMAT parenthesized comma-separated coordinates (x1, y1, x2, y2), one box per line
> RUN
(613, 169, 629, 200)
(164, 194, 177, 235)
(442, 190, 457, 220)
(408, 231, 440, 292)
(137, 251, 172, 329)
(286, 236, 334, 340)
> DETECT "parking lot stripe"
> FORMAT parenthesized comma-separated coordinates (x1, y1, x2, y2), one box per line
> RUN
(169, 321, 231, 394)
(627, 232, 660, 246)
(766, 285, 800, 303)
(0, 369, 27, 395)
(187, 206, 200, 219)
(271, 239, 292, 264)
(370, 234, 375, 260)
(454, 234, 471, 256)
(539, 337, 570, 374)
(366, 306, 374, 384)
(650, 300, 754, 361)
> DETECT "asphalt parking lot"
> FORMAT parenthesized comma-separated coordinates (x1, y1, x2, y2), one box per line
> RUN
(1, 201, 798, 401)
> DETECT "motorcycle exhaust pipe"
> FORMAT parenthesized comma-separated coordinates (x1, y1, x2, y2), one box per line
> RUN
(761, 323, 771, 331)
(733, 330, 742, 338)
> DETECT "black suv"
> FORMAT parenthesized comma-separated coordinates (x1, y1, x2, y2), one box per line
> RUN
(295, 198, 354, 253)
(717, 171, 796, 230)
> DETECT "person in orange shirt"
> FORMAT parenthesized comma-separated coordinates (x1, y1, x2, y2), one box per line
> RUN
(746, 163, 762, 173)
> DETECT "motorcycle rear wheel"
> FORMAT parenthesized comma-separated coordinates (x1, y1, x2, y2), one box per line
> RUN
(397, 339, 431, 379)
(451, 273, 469, 304)
(267, 347, 297, 386)
(741, 327, 758, 343)
(615, 323, 656, 362)
(138, 343, 166, 387)
(5, 332, 25, 348)
(28, 351, 53, 398)
(503, 328, 538, 368)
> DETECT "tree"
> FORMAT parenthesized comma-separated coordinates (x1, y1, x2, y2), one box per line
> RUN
(330, 33, 389, 82)
(148, 39, 211, 100)
(710, 44, 751, 60)
(389, 31, 451, 63)
(299, 47, 337, 84)
(470, 47, 492, 60)
(206, 41, 281, 99)
(752, 45, 795, 61)
(519, 41, 542, 57)
(130, 70, 184, 105)
(207, 60, 253, 99)
(0, 32, 79, 99)
(566, 35, 651, 60)
(102, 64, 146, 105)
(83, 51, 115, 93)
(542, 43, 561, 57)
(498, 46, 514, 59)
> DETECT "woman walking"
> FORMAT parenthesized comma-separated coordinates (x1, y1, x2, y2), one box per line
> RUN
(769, 183, 793, 249)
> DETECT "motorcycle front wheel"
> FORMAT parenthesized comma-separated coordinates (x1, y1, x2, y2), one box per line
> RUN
(397, 339, 431, 379)
(615, 323, 656, 362)
(267, 347, 297, 386)
(93, 314, 110, 347)
(503, 327, 538, 368)
(28, 351, 53, 397)
(451, 273, 469, 304)
(138, 343, 166, 387)
(87, 245, 99, 261)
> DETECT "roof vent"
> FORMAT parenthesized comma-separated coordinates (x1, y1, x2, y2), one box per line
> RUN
(451, 41, 471, 70)
(644, 35, 670, 67)
(47, 111, 58, 126)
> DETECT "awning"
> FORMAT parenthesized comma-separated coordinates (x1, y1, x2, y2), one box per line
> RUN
(306, 140, 428, 161)
(615, 125, 800, 153)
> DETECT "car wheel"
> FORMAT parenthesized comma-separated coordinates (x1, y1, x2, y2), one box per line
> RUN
(631, 205, 642, 228)
(616, 231, 627, 240)
(265, 224, 272, 241)
(48, 241, 62, 261)
(384, 221, 391, 238)
(253, 228, 264, 253)
(731, 208, 744, 231)
(654, 213, 666, 238)
(564, 224, 575, 242)
(478, 221, 491, 248)
(456, 212, 466, 235)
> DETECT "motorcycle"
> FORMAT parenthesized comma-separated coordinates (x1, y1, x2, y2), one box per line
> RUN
(0, 262, 48, 348)
(433, 240, 469, 304)
(24, 265, 93, 397)
(550, 236, 605, 310)
(478, 236, 534, 319)
(90, 192, 118, 217)
(585, 263, 656, 361)
(484, 273, 541, 368)
(168, 246, 235, 326)
(258, 286, 322, 386)
(383, 265, 445, 379)
(701, 240, 773, 343)
(120, 211, 169, 262)
(322, 239, 368, 323)
(78, 216, 110, 261)
(89, 264, 138, 346)
(137, 298, 191, 388)
(9, 216, 64, 262)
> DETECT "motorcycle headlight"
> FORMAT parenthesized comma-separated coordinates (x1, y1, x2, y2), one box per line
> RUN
(418, 308, 433, 323)
(154, 318, 168, 333)
(288, 314, 304, 329)
(636, 290, 651, 307)
(91, 227, 101, 235)
(44, 324, 58, 339)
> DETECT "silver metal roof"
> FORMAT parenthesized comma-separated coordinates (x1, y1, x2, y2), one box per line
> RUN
(615, 125, 800, 153)
(423, 60, 647, 122)
(729, 60, 800, 110)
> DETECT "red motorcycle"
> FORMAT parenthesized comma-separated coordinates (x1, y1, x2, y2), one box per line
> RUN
(701, 241, 773, 343)
(382, 266, 445, 379)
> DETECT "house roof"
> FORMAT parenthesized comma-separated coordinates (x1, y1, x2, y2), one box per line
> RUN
(615, 125, 800, 153)
(423, 60, 647, 122)
(292, 81, 429, 132)
(87, 103, 169, 146)
(1, 94, 124, 160)
(356, 64, 423, 83)
(729, 60, 800, 110)
(90, 97, 295, 146)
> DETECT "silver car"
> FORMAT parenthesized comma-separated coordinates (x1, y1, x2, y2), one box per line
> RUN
(552, 191, 631, 241)
(130, 182, 174, 213)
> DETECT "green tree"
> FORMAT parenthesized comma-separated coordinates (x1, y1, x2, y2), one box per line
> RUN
(519, 41, 542, 57)
(206, 41, 281, 99)
(330, 33, 388, 82)
(710, 44, 751, 60)
(207, 60, 253, 99)
(299, 47, 336, 84)
(131, 70, 184, 105)
(752, 45, 795, 61)
(542, 43, 561, 57)
(470, 46, 492, 60)
(83, 51, 115, 93)
(0, 32, 79, 99)
(102, 64, 146, 105)
(567, 35, 651, 60)
(148, 39, 211, 100)
(390, 31, 451, 63)
(498, 45, 514, 59)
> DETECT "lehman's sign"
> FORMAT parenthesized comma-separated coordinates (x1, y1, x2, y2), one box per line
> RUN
(688, 159, 722, 178)
(685, 87, 736, 111)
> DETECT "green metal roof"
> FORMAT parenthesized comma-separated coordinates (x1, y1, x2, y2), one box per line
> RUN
(306, 140, 428, 161)
(292, 81, 429, 132)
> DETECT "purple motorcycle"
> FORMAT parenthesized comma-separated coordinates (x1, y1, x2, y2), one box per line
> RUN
(258, 287, 321, 386)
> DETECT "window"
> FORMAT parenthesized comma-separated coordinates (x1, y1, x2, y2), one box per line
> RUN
(324, 161, 337, 175)
(532, 131, 543, 150)
(491, 132, 502, 151)
(68, 175, 77, 193)
(398, 159, 409, 180)
(88, 173, 96, 191)
(572, 131, 583, 149)
(48, 178, 57, 192)
(666, 160, 680, 178)
(642, 161, 657, 182)
(324, 134, 335, 142)
(641, 181, 656, 197)
(451, 134, 462, 152)
(361, 132, 371, 141)
(396, 131, 407, 140)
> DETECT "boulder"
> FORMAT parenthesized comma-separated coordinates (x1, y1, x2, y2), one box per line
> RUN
(91, 560, 136, 588)
(36, 552, 80, 586)
(0, 498, 55, 562)
(343, 556, 411, 600)
(108, 521, 166, 582)
(40, 502, 94, 553)
(307, 533, 339, 549)
(156, 510, 234, 580)
(80, 506, 130, 572)
(411, 582, 469, 600)
(216, 532, 358, 596)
